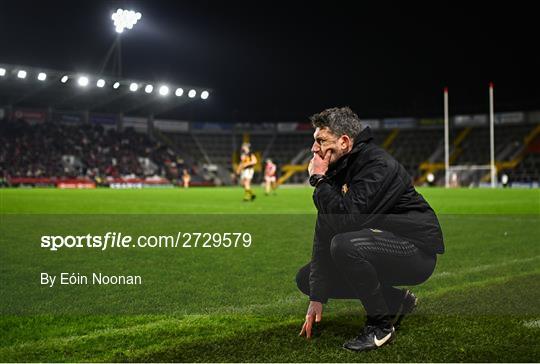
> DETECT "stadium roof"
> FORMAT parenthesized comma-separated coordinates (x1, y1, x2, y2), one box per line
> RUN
(0, 63, 210, 116)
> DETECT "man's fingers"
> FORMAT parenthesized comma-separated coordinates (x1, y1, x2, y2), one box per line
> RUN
(299, 315, 314, 339)
(299, 322, 310, 338)
(305, 320, 312, 339)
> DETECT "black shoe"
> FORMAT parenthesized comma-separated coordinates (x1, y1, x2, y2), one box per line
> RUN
(343, 325, 395, 352)
(392, 289, 418, 328)
(251, 194, 256, 201)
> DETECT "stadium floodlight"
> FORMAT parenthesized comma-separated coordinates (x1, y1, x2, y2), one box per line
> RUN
(60, 75, 69, 83)
(37, 72, 47, 81)
(101, 9, 142, 77)
(17, 70, 27, 79)
(144, 84, 153, 94)
(201, 90, 209, 100)
(158, 85, 169, 96)
(113, 81, 120, 89)
(175, 88, 184, 97)
(96, 79, 106, 88)
(112, 8, 142, 34)
(188, 89, 196, 98)
(0, 68, 6, 76)
(78, 76, 89, 87)
(129, 82, 139, 92)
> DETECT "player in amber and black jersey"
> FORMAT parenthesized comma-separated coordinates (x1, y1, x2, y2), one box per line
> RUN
(236, 143, 257, 201)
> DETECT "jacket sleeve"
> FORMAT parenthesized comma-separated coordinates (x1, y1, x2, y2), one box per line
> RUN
(309, 212, 334, 303)
(313, 158, 399, 216)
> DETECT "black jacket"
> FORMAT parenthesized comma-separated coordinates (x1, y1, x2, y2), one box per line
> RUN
(309, 126, 444, 303)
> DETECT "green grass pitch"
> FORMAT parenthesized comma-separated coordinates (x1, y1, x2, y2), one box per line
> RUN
(1, 187, 539, 362)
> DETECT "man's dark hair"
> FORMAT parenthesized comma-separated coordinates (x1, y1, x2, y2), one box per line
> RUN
(310, 107, 363, 140)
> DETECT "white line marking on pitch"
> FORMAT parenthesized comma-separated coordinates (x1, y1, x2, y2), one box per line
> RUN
(523, 320, 540, 328)
(433, 255, 540, 279)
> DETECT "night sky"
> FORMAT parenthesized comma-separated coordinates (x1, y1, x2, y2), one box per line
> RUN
(1, 1, 538, 122)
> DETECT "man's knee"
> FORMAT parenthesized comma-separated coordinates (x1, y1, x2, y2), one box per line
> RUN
(331, 229, 378, 267)
(330, 233, 346, 262)
(295, 263, 310, 296)
(330, 230, 369, 262)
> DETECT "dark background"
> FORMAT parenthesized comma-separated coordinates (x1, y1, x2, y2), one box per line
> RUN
(1, 1, 538, 122)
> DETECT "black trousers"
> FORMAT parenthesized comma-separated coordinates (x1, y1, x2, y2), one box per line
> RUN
(296, 228, 436, 322)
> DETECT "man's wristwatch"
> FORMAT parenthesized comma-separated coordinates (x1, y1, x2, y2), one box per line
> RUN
(309, 174, 327, 187)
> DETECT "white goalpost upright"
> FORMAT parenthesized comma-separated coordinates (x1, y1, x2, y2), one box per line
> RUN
(444, 83, 497, 188)
(489, 82, 496, 188)
(444, 87, 450, 188)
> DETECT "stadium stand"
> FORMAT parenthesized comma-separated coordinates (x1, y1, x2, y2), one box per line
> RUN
(454, 125, 532, 165)
(508, 133, 540, 183)
(1, 109, 539, 188)
(1, 64, 538, 188)
(0, 118, 202, 187)
(387, 129, 443, 180)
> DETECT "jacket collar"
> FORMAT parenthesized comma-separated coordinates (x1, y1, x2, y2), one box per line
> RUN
(326, 127, 373, 177)
(350, 126, 373, 154)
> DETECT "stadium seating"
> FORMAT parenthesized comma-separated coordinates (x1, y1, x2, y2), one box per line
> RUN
(0, 119, 189, 184)
(454, 125, 532, 165)
(387, 129, 443, 180)
(1, 117, 539, 186)
(508, 132, 540, 183)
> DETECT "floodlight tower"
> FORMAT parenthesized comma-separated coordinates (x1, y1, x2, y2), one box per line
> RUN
(99, 9, 142, 77)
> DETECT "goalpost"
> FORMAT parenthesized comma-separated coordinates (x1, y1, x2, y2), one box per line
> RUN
(447, 165, 493, 188)
(444, 83, 497, 188)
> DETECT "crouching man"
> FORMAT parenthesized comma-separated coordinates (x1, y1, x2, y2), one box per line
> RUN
(297, 107, 444, 352)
